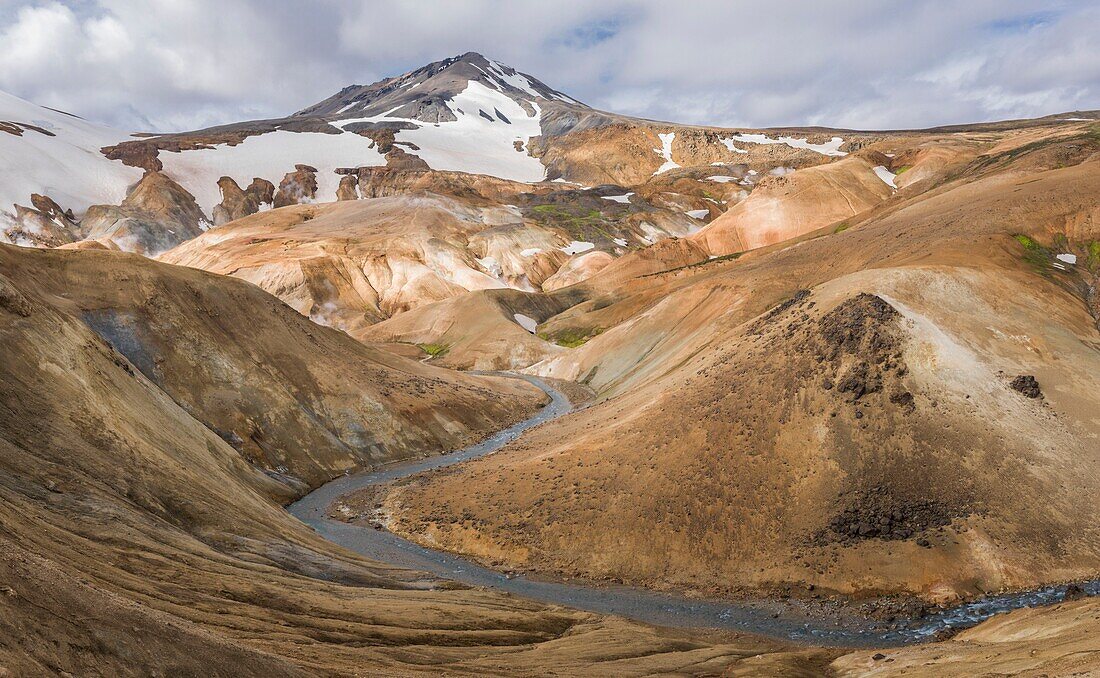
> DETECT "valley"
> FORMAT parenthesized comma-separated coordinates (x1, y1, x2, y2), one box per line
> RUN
(2, 47, 1099, 677)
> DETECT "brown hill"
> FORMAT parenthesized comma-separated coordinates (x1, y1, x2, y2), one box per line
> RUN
(382, 139, 1100, 605)
(0, 242, 839, 675)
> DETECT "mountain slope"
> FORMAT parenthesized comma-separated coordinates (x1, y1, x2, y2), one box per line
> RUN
(382, 141, 1100, 606)
(1, 241, 832, 675)
(0, 90, 140, 238)
(102, 53, 585, 215)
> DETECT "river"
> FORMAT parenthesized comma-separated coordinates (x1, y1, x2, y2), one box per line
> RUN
(288, 373, 1098, 648)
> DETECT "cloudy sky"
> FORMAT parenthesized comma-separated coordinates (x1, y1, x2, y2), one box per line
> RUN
(1, 0, 1098, 132)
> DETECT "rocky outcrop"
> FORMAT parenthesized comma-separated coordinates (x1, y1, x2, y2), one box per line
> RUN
(384, 146, 430, 171)
(212, 176, 275, 225)
(336, 174, 360, 201)
(347, 126, 400, 153)
(345, 166, 532, 202)
(1010, 374, 1043, 398)
(81, 171, 209, 255)
(1, 194, 80, 247)
(273, 164, 318, 208)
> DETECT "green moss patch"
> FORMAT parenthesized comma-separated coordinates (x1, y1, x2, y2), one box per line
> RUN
(417, 343, 449, 358)
(539, 328, 602, 348)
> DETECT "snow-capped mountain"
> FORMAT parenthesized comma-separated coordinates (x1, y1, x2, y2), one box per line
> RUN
(297, 52, 582, 120)
(11, 50, 1090, 254)
(105, 52, 592, 214)
(1, 52, 599, 246)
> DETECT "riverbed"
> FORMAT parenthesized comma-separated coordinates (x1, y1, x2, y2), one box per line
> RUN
(288, 374, 1098, 648)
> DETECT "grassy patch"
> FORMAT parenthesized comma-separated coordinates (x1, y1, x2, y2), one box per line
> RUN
(531, 204, 569, 216)
(1086, 241, 1100, 273)
(1013, 234, 1054, 275)
(528, 203, 617, 241)
(417, 343, 449, 358)
(1013, 234, 1042, 251)
(539, 328, 601, 348)
(894, 165, 912, 175)
(834, 221, 851, 234)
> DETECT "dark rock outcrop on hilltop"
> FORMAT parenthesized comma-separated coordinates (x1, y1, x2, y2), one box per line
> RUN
(1010, 374, 1043, 398)
(81, 171, 209, 255)
(273, 165, 319, 208)
(212, 176, 275, 225)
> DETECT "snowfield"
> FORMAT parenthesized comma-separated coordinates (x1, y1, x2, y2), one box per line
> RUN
(394, 82, 546, 182)
(160, 80, 547, 214)
(0, 90, 140, 223)
(158, 130, 388, 215)
(726, 133, 848, 157)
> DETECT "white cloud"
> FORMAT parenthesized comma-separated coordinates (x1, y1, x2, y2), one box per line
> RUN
(0, 0, 1096, 132)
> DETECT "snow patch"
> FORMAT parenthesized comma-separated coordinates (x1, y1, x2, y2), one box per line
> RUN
(685, 209, 709, 219)
(391, 81, 546, 183)
(476, 255, 503, 278)
(513, 313, 538, 333)
(1056, 253, 1077, 265)
(653, 133, 680, 175)
(613, 237, 628, 247)
(520, 247, 542, 257)
(486, 60, 541, 100)
(706, 175, 737, 183)
(602, 192, 634, 203)
(162, 80, 547, 213)
(872, 165, 898, 189)
(719, 137, 749, 154)
(560, 240, 595, 255)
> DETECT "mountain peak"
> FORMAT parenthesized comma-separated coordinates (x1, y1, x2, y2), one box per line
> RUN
(295, 52, 583, 121)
